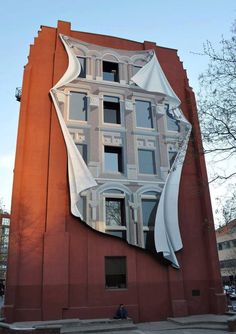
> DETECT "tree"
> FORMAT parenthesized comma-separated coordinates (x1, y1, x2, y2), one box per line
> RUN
(216, 188, 236, 226)
(198, 20, 236, 184)
(0, 199, 5, 214)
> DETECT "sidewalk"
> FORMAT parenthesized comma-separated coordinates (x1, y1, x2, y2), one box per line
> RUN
(2, 314, 235, 334)
(136, 314, 231, 334)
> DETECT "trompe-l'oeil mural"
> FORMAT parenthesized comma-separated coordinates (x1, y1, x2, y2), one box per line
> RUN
(50, 35, 192, 268)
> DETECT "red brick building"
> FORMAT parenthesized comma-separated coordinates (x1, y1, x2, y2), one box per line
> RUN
(4, 21, 225, 323)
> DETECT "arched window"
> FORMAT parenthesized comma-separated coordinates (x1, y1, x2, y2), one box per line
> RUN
(139, 190, 161, 251)
(100, 188, 130, 241)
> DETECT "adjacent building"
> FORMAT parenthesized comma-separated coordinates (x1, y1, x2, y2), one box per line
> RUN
(4, 21, 225, 323)
(216, 219, 236, 285)
(0, 213, 10, 281)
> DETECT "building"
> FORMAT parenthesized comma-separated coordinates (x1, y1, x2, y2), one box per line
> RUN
(4, 21, 225, 323)
(216, 219, 236, 285)
(0, 213, 10, 281)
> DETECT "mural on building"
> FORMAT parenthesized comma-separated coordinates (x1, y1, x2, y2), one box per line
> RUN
(51, 35, 192, 268)
(4, 22, 226, 323)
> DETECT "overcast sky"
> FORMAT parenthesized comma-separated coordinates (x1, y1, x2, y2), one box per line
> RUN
(0, 0, 235, 219)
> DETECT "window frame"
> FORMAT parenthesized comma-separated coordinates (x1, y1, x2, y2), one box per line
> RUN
(102, 61, 119, 82)
(138, 148, 156, 175)
(68, 91, 88, 122)
(77, 56, 86, 78)
(104, 146, 123, 174)
(165, 103, 180, 132)
(105, 197, 126, 228)
(135, 99, 154, 129)
(104, 256, 127, 289)
(140, 192, 160, 249)
(103, 192, 127, 240)
(103, 95, 121, 125)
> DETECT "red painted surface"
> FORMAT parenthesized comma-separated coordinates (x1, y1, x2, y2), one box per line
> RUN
(4, 21, 226, 323)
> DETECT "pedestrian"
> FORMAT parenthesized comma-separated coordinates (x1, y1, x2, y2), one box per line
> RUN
(114, 304, 128, 319)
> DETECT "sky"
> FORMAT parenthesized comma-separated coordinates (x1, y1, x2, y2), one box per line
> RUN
(0, 0, 235, 222)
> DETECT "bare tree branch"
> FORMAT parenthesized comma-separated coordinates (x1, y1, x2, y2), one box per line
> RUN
(197, 20, 236, 225)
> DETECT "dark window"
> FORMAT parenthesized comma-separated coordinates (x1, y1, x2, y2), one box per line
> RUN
(103, 61, 119, 82)
(76, 144, 87, 164)
(141, 199, 158, 228)
(232, 239, 236, 247)
(69, 92, 87, 121)
(223, 241, 231, 249)
(105, 198, 126, 227)
(192, 289, 200, 296)
(103, 96, 120, 124)
(169, 151, 177, 168)
(220, 259, 236, 268)
(143, 231, 155, 251)
(136, 100, 153, 128)
(218, 243, 223, 251)
(104, 146, 123, 173)
(105, 256, 127, 289)
(142, 199, 157, 251)
(138, 149, 156, 174)
(165, 104, 180, 132)
(77, 57, 86, 78)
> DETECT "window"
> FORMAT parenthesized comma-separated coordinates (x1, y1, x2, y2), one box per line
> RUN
(77, 57, 86, 78)
(138, 149, 156, 174)
(105, 256, 127, 289)
(76, 143, 87, 164)
(103, 96, 120, 124)
(232, 239, 236, 247)
(220, 259, 236, 268)
(69, 92, 87, 121)
(103, 61, 119, 82)
(169, 151, 177, 168)
(135, 100, 153, 128)
(142, 197, 158, 251)
(2, 218, 10, 226)
(105, 198, 125, 227)
(165, 104, 180, 132)
(142, 199, 157, 228)
(103, 189, 127, 241)
(140, 191, 160, 251)
(104, 146, 123, 173)
(223, 241, 231, 249)
(218, 241, 231, 250)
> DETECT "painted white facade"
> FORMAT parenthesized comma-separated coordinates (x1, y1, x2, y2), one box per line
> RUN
(50, 35, 191, 267)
